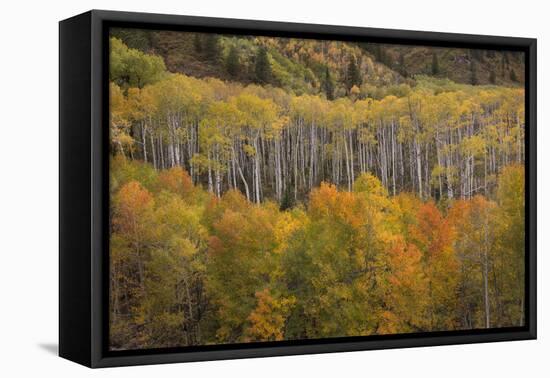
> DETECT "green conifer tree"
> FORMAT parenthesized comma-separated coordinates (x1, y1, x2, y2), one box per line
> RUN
(322, 66, 335, 100)
(346, 55, 362, 91)
(399, 52, 408, 77)
(489, 69, 497, 84)
(226, 45, 240, 77)
(193, 33, 202, 53)
(470, 60, 479, 85)
(204, 34, 221, 62)
(431, 53, 440, 75)
(255, 47, 272, 84)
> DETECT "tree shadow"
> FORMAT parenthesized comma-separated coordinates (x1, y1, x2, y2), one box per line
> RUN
(38, 343, 58, 355)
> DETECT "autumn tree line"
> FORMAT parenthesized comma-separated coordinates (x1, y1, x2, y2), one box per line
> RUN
(111, 37, 524, 205)
(109, 37, 526, 350)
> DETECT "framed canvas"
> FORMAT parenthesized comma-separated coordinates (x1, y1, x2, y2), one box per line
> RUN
(59, 10, 537, 368)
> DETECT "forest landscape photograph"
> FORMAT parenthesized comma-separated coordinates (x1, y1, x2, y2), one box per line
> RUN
(108, 27, 526, 351)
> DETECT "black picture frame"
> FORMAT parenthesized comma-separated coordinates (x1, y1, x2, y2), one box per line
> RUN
(59, 9, 537, 368)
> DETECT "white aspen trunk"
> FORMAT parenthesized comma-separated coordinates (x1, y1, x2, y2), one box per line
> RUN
(231, 147, 237, 189)
(189, 123, 195, 180)
(300, 125, 306, 188)
(415, 139, 423, 199)
(310, 122, 316, 190)
(159, 136, 164, 169)
(215, 148, 221, 197)
(517, 115, 522, 162)
(378, 127, 388, 188)
(275, 138, 282, 200)
(470, 154, 474, 198)
(175, 143, 181, 167)
(207, 149, 213, 193)
(294, 125, 299, 201)
(254, 134, 261, 204)
(150, 132, 156, 170)
(366, 143, 370, 172)
(425, 146, 430, 199)
(391, 121, 396, 196)
(168, 141, 175, 168)
(436, 132, 442, 198)
(118, 141, 125, 159)
(446, 134, 453, 199)
(409, 142, 415, 194)
(483, 225, 491, 329)
(215, 169, 221, 197)
(141, 122, 148, 163)
(227, 161, 232, 191)
(343, 131, 351, 191)
(234, 148, 250, 201)
(348, 129, 354, 188)
(399, 140, 404, 188)
(484, 153, 488, 195)
(332, 138, 338, 184)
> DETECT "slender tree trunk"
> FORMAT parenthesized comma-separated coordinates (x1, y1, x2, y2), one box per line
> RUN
(415, 139, 423, 198)
(483, 215, 491, 329)
(207, 149, 213, 193)
(150, 131, 157, 169)
(233, 146, 250, 201)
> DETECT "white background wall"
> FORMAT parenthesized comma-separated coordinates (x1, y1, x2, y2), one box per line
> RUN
(0, 0, 546, 376)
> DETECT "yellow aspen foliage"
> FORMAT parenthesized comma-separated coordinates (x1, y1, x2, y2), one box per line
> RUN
(244, 289, 296, 341)
(107, 36, 526, 349)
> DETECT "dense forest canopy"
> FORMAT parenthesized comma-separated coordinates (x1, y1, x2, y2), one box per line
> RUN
(108, 31, 526, 350)
(111, 28, 525, 95)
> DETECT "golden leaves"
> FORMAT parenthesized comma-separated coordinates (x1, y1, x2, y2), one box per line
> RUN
(244, 289, 296, 342)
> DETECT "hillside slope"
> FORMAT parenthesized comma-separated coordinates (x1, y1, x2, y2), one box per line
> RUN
(361, 42, 524, 86)
(111, 28, 524, 99)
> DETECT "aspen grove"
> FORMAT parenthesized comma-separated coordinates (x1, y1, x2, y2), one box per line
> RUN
(109, 36, 526, 350)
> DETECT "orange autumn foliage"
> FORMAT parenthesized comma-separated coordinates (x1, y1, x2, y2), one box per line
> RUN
(157, 167, 195, 200)
(109, 156, 525, 348)
(244, 289, 296, 342)
(309, 182, 363, 228)
(409, 202, 459, 330)
(112, 181, 154, 234)
(379, 236, 428, 334)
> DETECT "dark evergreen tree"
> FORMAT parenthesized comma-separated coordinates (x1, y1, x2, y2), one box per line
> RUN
(204, 34, 221, 62)
(510, 69, 518, 82)
(431, 53, 440, 75)
(470, 49, 482, 61)
(470, 60, 479, 85)
(398, 52, 408, 77)
(374, 45, 382, 61)
(254, 47, 272, 84)
(346, 55, 362, 91)
(360, 42, 376, 56)
(279, 185, 295, 211)
(193, 33, 202, 53)
(489, 69, 497, 84)
(110, 29, 152, 51)
(226, 45, 240, 77)
(322, 66, 335, 100)
(380, 47, 390, 65)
